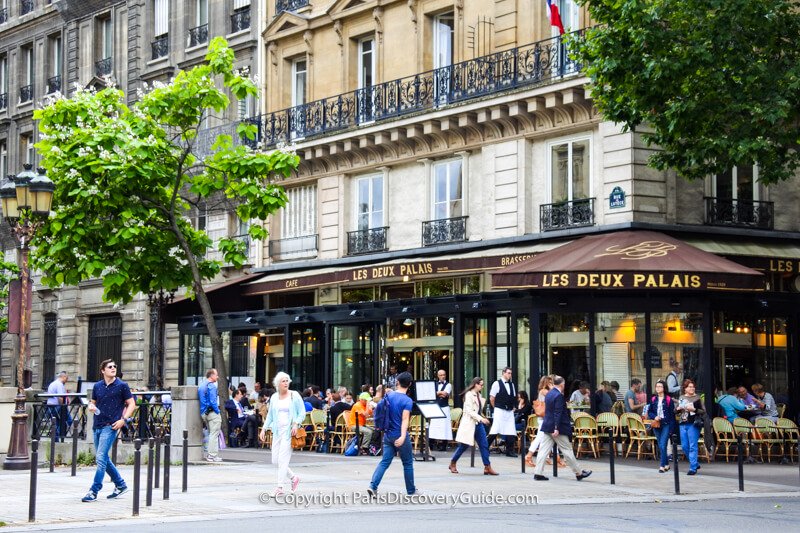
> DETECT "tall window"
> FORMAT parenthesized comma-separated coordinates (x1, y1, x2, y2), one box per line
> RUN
(281, 185, 316, 238)
(87, 314, 122, 381)
(47, 35, 61, 93)
(291, 58, 306, 106)
(0, 141, 7, 181)
(0, 54, 7, 95)
(101, 16, 112, 60)
(154, 0, 169, 37)
(358, 37, 374, 89)
(193, 202, 207, 231)
(549, 138, 590, 203)
(41, 313, 57, 388)
(229, 334, 250, 378)
(714, 165, 759, 202)
(196, 0, 207, 26)
(432, 160, 463, 219)
(557, 0, 580, 33)
(20, 133, 33, 164)
(433, 13, 454, 69)
(355, 175, 384, 230)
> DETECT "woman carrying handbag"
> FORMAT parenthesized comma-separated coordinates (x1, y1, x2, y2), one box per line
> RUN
(646, 379, 676, 473)
(449, 377, 498, 476)
(261, 372, 306, 496)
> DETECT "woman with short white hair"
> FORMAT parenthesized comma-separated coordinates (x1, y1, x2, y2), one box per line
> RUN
(261, 372, 306, 495)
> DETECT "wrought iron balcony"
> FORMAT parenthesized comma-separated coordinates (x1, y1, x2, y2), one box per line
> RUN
(269, 234, 318, 261)
(246, 30, 583, 148)
(540, 198, 595, 231)
(151, 34, 169, 60)
(95, 57, 112, 77)
(19, 84, 33, 103)
(0, 7, 8, 23)
(20, 0, 33, 16)
(704, 197, 774, 230)
(0, 93, 7, 111)
(231, 6, 251, 33)
(422, 216, 468, 246)
(46, 75, 61, 94)
(187, 23, 209, 48)
(347, 227, 389, 255)
(276, 0, 309, 15)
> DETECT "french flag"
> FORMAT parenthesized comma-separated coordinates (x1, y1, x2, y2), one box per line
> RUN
(546, 0, 565, 35)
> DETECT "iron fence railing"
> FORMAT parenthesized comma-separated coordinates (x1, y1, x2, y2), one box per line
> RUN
(20, 0, 34, 16)
(46, 75, 61, 94)
(347, 227, 389, 255)
(19, 84, 33, 103)
(152, 34, 169, 60)
(0, 93, 7, 110)
(540, 198, 595, 231)
(32, 394, 88, 441)
(276, 0, 309, 15)
(704, 197, 774, 230)
(422, 216, 468, 246)
(188, 23, 209, 48)
(231, 6, 251, 33)
(269, 234, 318, 261)
(95, 57, 112, 77)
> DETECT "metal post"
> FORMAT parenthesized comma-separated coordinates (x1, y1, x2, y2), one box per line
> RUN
(671, 435, 680, 494)
(470, 441, 475, 468)
(182, 429, 188, 493)
(133, 439, 141, 517)
(49, 416, 56, 472)
(553, 445, 558, 477)
(520, 429, 526, 473)
(737, 434, 745, 492)
(112, 432, 118, 465)
(608, 427, 616, 485)
(154, 429, 161, 489)
(163, 434, 170, 500)
(28, 440, 38, 522)
(71, 419, 79, 477)
(146, 438, 154, 507)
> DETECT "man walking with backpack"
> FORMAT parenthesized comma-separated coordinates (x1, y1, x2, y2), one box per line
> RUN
(368, 372, 418, 497)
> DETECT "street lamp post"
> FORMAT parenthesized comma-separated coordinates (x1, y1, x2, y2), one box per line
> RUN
(147, 289, 174, 390)
(1, 164, 55, 470)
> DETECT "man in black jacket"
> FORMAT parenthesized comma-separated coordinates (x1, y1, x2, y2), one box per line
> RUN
(533, 375, 592, 481)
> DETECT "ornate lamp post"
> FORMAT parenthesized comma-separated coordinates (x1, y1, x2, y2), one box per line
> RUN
(147, 288, 174, 390)
(1, 164, 55, 470)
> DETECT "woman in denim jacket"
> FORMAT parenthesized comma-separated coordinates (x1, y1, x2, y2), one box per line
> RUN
(261, 372, 306, 495)
(647, 379, 676, 473)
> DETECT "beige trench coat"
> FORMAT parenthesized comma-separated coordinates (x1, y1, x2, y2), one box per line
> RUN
(455, 390, 486, 446)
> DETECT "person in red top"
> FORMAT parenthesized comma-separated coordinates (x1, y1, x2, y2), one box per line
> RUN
(349, 392, 374, 452)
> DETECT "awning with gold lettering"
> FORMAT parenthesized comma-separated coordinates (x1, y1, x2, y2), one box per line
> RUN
(491, 231, 765, 291)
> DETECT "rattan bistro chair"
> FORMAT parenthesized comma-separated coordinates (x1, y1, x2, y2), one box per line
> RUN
(625, 417, 657, 460)
(777, 418, 799, 462)
(712, 417, 737, 462)
(330, 413, 353, 454)
(573, 413, 600, 458)
(596, 412, 620, 455)
(755, 418, 784, 462)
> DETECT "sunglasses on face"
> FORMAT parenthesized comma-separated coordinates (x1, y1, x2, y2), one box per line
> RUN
(105, 365, 117, 369)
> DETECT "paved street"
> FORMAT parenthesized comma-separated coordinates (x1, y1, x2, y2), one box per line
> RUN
(1, 447, 798, 531)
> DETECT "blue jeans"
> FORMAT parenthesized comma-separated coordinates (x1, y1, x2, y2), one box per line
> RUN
(653, 426, 671, 467)
(452, 421, 491, 466)
(91, 426, 125, 494)
(679, 423, 700, 471)
(370, 434, 415, 494)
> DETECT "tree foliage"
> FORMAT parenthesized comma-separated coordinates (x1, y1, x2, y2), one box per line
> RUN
(571, 0, 800, 183)
(0, 254, 19, 334)
(33, 38, 298, 409)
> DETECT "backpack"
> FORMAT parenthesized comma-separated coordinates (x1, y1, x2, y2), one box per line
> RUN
(373, 393, 391, 432)
(344, 436, 359, 456)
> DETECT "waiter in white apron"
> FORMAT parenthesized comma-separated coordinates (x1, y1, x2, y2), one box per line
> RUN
(428, 369, 453, 451)
(489, 367, 518, 457)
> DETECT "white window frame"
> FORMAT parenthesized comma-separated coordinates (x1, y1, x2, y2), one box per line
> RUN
(357, 37, 375, 90)
(101, 16, 113, 60)
(280, 185, 317, 239)
(556, 0, 580, 34)
(22, 133, 34, 165)
(711, 165, 761, 202)
(25, 46, 33, 85)
(546, 135, 592, 203)
(291, 57, 307, 107)
(51, 36, 62, 77)
(0, 141, 7, 178)
(0, 56, 7, 94)
(154, 0, 169, 37)
(433, 13, 455, 70)
(354, 174, 385, 231)
(196, 0, 208, 26)
(431, 158, 464, 220)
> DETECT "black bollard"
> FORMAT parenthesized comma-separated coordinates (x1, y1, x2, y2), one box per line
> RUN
(553, 445, 558, 477)
(671, 435, 680, 494)
(29, 440, 39, 522)
(71, 419, 79, 477)
(608, 427, 616, 485)
(182, 429, 188, 493)
(49, 416, 57, 473)
(163, 434, 171, 500)
(154, 429, 161, 489)
(112, 432, 119, 465)
(520, 430, 526, 473)
(133, 439, 142, 517)
(146, 438, 155, 507)
(470, 441, 475, 468)
(737, 434, 745, 492)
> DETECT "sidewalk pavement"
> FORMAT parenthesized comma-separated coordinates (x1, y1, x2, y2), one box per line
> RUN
(1, 447, 798, 529)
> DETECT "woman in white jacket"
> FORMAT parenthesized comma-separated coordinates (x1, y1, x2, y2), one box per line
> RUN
(448, 377, 498, 476)
(260, 372, 306, 496)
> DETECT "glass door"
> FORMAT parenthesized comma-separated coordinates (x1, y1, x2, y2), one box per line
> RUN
(464, 317, 490, 399)
(289, 324, 323, 391)
(331, 324, 375, 394)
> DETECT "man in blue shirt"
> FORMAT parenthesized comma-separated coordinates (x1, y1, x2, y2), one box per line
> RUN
(82, 359, 135, 502)
(198, 368, 222, 462)
(368, 372, 417, 497)
(46, 371, 71, 441)
(718, 387, 747, 421)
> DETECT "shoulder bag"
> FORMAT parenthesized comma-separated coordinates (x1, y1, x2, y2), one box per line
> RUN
(533, 400, 546, 418)
(291, 427, 307, 449)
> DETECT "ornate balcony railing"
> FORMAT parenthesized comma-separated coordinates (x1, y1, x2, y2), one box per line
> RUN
(422, 216, 468, 246)
(20, 0, 34, 16)
(188, 23, 209, 48)
(0, 93, 7, 111)
(269, 234, 318, 261)
(95, 57, 112, 77)
(540, 198, 595, 231)
(0, 7, 8, 23)
(276, 0, 309, 15)
(704, 197, 774, 230)
(151, 34, 169, 60)
(246, 30, 583, 148)
(19, 84, 33, 103)
(347, 227, 389, 255)
(32, 401, 88, 441)
(231, 6, 251, 33)
(46, 75, 61, 94)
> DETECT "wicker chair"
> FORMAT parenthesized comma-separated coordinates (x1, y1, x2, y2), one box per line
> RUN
(596, 412, 620, 455)
(450, 408, 463, 436)
(330, 413, 353, 454)
(712, 417, 738, 462)
(573, 413, 600, 458)
(308, 409, 327, 450)
(625, 417, 657, 460)
(733, 417, 763, 461)
(755, 418, 784, 462)
(777, 418, 799, 462)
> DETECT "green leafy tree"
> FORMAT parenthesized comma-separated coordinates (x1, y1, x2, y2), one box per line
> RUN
(33, 38, 298, 415)
(571, 0, 800, 184)
(0, 254, 19, 334)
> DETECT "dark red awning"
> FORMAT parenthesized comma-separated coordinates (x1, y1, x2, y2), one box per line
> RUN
(491, 231, 764, 291)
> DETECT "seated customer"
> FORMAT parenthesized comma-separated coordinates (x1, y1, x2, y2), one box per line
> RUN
(717, 387, 747, 421)
(225, 389, 258, 447)
(328, 392, 352, 428)
(751, 383, 779, 422)
(306, 386, 324, 410)
(348, 392, 374, 451)
(593, 382, 613, 415)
